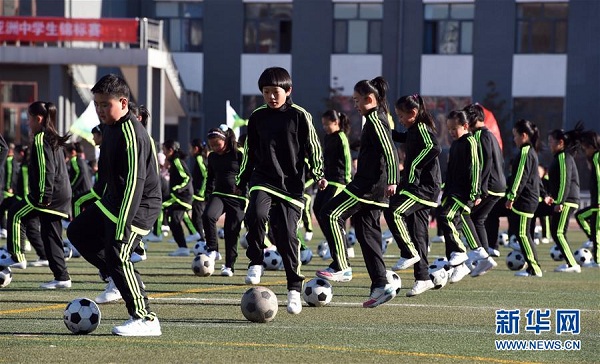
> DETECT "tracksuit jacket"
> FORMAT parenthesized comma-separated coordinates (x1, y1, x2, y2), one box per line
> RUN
(473, 126, 506, 197)
(506, 143, 540, 213)
(547, 150, 579, 206)
(443, 133, 480, 207)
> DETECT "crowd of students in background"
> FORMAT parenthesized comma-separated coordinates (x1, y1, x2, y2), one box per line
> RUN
(1, 70, 599, 336)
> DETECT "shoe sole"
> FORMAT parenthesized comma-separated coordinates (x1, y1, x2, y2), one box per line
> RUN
(315, 272, 352, 282)
(111, 330, 162, 336)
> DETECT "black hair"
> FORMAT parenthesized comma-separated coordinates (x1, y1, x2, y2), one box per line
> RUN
(207, 126, 238, 153)
(15, 144, 29, 163)
(28, 101, 71, 149)
(447, 110, 469, 126)
(190, 138, 208, 158)
(354, 76, 390, 115)
(548, 121, 584, 155)
(91, 124, 103, 135)
(321, 109, 351, 134)
(513, 119, 540, 151)
(395, 94, 437, 133)
(463, 103, 485, 128)
(258, 67, 292, 92)
(580, 130, 600, 152)
(130, 102, 151, 128)
(91, 73, 130, 99)
(163, 139, 187, 160)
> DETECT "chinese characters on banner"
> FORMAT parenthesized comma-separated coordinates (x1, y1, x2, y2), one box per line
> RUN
(0, 17, 139, 43)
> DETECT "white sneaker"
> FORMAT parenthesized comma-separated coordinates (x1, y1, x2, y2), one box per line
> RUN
(449, 263, 470, 283)
(554, 264, 581, 273)
(220, 266, 234, 277)
(582, 240, 593, 249)
(168, 247, 190, 257)
(0, 228, 6, 239)
(487, 247, 500, 257)
(315, 267, 353, 282)
(541, 237, 550, 244)
(112, 316, 161, 336)
(431, 235, 445, 243)
(362, 284, 396, 308)
(185, 232, 202, 242)
(304, 231, 313, 242)
(470, 257, 498, 277)
(143, 233, 163, 243)
(287, 290, 302, 314)
(245, 265, 264, 284)
(40, 279, 72, 289)
(0, 255, 26, 269)
(130, 252, 147, 263)
(347, 247, 355, 258)
(468, 247, 488, 261)
(95, 277, 122, 304)
(21, 240, 31, 252)
(29, 259, 49, 267)
(582, 261, 600, 268)
(514, 271, 543, 277)
(206, 250, 222, 261)
(392, 255, 420, 271)
(448, 251, 468, 266)
(406, 280, 435, 297)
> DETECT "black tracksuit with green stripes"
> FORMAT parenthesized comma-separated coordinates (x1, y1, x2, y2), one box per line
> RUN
(67, 111, 161, 320)
(439, 133, 480, 261)
(576, 151, 600, 263)
(320, 107, 398, 289)
(191, 153, 208, 240)
(8, 131, 72, 281)
(385, 122, 441, 280)
(164, 156, 193, 248)
(506, 143, 542, 276)
(237, 100, 324, 292)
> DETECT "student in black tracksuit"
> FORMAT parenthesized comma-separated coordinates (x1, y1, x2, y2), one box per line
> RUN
(537, 124, 583, 272)
(576, 130, 600, 267)
(163, 140, 194, 256)
(190, 138, 208, 241)
(438, 110, 480, 284)
(461, 103, 505, 277)
(0, 139, 14, 234)
(317, 77, 398, 309)
(0, 102, 72, 289)
(203, 127, 247, 276)
(66, 142, 93, 219)
(236, 67, 325, 315)
(67, 74, 162, 336)
(505, 119, 543, 278)
(312, 110, 353, 258)
(384, 94, 441, 297)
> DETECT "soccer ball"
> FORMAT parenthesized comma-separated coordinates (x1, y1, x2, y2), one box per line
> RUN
(192, 240, 208, 256)
(217, 228, 225, 239)
(239, 233, 248, 249)
(263, 250, 283, 270)
(386, 270, 402, 295)
(302, 278, 333, 307)
(429, 257, 449, 271)
(240, 286, 278, 323)
(347, 230, 357, 246)
(534, 225, 543, 240)
(509, 235, 521, 251)
(63, 298, 101, 334)
(497, 232, 509, 246)
(549, 245, 564, 261)
(63, 241, 73, 260)
(192, 254, 215, 277)
(300, 248, 313, 265)
(429, 267, 448, 289)
(573, 248, 593, 265)
(506, 250, 526, 271)
(580, 240, 593, 249)
(0, 266, 12, 288)
(317, 241, 331, 259)
(64, 239, 80, 258)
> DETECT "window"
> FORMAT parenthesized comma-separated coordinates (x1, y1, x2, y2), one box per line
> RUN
(155, 2, 203, 52)
(244, 3, 292, 54)
(0, 81, 37, 145)
(333, 3, 383, 54)
(1, 0, 34, 15)
(424, 3, 474, 54)
(516, 2, 568, 53)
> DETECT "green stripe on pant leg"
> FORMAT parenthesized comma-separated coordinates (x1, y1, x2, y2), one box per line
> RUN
(392, 198, 419, 257)
(460, 213, 479, 250)
(327, 193, 357, 270)
(119, 231, 150, 318)
(11, 204, 34, 262)
(517, 214, 542, 275)
(446, 202, 467, 252)
(183, 211, 197, 235)
(555, 205, 578, 267)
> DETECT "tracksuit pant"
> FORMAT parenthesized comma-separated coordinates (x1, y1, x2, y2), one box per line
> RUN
(508, 207, 542, 276)
(536, 202, 580, 267)
(575, 206, 600, 263)
(462, 194, 502, 252)
(203, 194, 246, 271)
(191, 199, 206, 240)
(438, 197, 469, 261)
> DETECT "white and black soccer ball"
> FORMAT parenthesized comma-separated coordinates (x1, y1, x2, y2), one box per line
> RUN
(347, 230, 357, 246)
(0, 266, 12, 288)
(192, 240, 208, 256)
(429, 267, 448, 289)
(385, 270, 402, 295)
(429, 257, 450, 272)
(506, 250, 526, 271)
(0, 248, 11, 261)
(549, 245, 565, 262)
(63, 298, 101, 334)
(241, 286, 278, 323)
(192, 254, 215, 277)
(573, 248, 593, 265)
(263, 250, 283, 270)
(300, 248, 313, 265)
(302, 278, 333, 307)
(497, 232, 509, 246)
(217, 228, 225, 239)
(317, 241, 331, 260)
(63, 241, 73, 260)
(239, 233, 248, 249)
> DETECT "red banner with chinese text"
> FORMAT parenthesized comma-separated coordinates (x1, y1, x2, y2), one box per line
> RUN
(0, 17, 139, 43)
